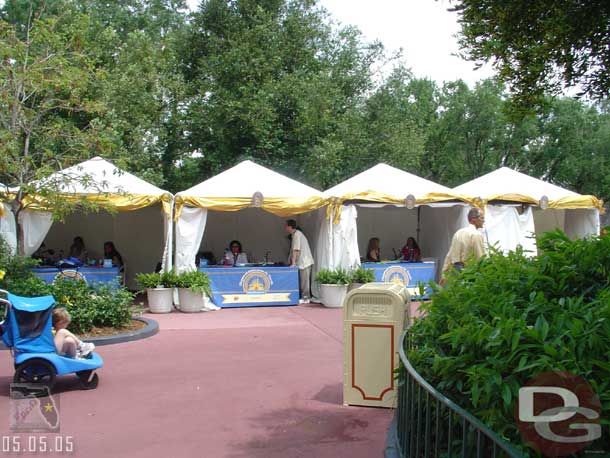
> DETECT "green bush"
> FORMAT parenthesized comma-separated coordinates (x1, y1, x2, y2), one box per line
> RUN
(135, 272, 163, 289)
(0, 237, 133, 333)
(315, 268, 350, 285)
(407, 230, 610, 455)
(52, 278, 134, 334)
(349, 267, 375, 284)
(175, 270, 211, 296)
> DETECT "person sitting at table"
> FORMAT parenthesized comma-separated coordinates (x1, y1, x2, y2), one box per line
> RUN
(69, 236, 88, 263)
(366, 237, 381, 262)
(401, 237, 422, 262)
(224, 240, 248, 266)
(32, 243, 58, 266)
(103, 241, 124, 267)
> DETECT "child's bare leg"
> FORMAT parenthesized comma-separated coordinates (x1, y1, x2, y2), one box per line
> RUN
(54, 329, 78, 357)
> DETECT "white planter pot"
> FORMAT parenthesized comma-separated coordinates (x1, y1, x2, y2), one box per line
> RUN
(176, 288, 205, 313)
(146, 288, 174, 313)
(319, 284, 348, 308)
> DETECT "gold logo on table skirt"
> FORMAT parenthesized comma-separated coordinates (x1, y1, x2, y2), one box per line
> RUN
(240, 270, 273, 293)
(382, 266, 411, 286)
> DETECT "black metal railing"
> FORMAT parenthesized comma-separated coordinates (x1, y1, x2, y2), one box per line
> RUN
(393, 329, 524, 458)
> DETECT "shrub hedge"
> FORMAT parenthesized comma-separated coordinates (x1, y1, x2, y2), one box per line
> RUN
(408, 230, 610, 455)
(0, 237, 133, 334)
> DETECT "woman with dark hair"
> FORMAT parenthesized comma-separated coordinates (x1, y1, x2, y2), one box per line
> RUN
(224, 240, 248, 266)
(103, 241, 123, 267)
(366, 237, 381, 262)
(69, 236, 88, 262)
(401, 237, 421, 262)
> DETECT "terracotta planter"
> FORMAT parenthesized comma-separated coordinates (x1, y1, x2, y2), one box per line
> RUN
(319, 284, 348, 308)
(146, 288, 174, 313)
(176, 288, 205, 313)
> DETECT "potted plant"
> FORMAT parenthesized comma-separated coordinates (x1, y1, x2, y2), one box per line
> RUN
(348, 267, 375, 292)
(135, 271, 174, 313)
(315, 268, 350, 308)
(175, 270, 212, 313)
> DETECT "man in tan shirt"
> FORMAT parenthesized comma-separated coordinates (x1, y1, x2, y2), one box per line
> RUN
(441, 207, 486, 279)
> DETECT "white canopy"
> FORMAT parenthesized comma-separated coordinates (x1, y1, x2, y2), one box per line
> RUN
(324, 163, 454, 200)
(177, 160, 321, 199)
(319, 164, 470, 280)
(453, 167, 601, 254)
(20, 157, 173, 288)
(174, 161, 326, 273)
(38, 156, 169, 198)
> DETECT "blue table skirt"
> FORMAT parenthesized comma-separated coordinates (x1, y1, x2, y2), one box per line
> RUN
(361, 261, 436, 299)
(31, 266, 121, 286)
(200, 265, 299, 308)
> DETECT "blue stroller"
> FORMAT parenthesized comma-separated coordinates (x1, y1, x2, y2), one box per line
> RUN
(0, 290, 103, 391)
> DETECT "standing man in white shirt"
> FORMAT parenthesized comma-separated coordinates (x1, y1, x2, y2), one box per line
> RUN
(285, 219, 314, 303)
(441, 207, 486, 283)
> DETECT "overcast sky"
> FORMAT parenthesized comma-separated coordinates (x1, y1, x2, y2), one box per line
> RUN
(185, 0, 496, 86)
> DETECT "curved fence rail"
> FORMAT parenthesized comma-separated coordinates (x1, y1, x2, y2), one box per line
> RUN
(393, 329, 524, 458)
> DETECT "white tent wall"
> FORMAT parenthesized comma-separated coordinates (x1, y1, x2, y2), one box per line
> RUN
(564, 208, 600, 239)
(42, 204, 166, 289)
(19, 211, 53, 256)
(532, 208, 565, 236)
(418, 205, 469, 280)
(331, 204, 469, 282)
(483, 205, 537, 255)
(356, 205, 419, 260)
(532, 208, 600, 240)
(0, 204, 17, 254)
(198, 208, 292, 264)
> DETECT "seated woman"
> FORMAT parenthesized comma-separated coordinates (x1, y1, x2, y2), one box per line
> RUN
(103, 241, 124, 267)
(401, 237, 422, 262)
(366, 237, 381, 262)
(224, 240, 248, 266)
(69, 236, 87, 263)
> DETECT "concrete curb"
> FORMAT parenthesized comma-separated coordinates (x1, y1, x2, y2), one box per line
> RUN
(384, 411, 400, 458)
(0, 316, 158, 350)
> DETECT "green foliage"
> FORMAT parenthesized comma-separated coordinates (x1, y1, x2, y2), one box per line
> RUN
(135, 272, 163, 289)
(451, 0, 610, 104)
(349, 267, 375, 284)
(407, 230, 610, 454)
(175, 270, 212, 296)
(0, 237, 133, 333)
(315, 268, 350, 285)
(52, 278, 134, 334)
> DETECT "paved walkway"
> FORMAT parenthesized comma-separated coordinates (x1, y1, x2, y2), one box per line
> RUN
(0, 303, 396, 457)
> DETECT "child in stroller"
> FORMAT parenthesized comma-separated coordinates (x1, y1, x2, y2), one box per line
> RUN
(1, 290, 103, 392)
(52, 308, 95, 359)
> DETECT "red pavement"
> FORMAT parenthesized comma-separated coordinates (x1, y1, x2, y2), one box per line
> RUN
(0, 303, 403, 458)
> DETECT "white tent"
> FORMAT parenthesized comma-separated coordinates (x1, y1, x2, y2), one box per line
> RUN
(320, 163, 473, 279)
(0, 191, 17, 254)
(452, 167, 603, 254)
(19, 157, 173, 289)
(174, 160, 326, 273)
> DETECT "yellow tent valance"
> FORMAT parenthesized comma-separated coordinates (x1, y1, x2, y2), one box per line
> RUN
(480, 194, 604, 211)
(326, 191, 480, 224)
(21, 192, 173, 216)
(174, 195, 328, 221)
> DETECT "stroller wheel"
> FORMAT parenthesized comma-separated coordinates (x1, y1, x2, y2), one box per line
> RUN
(76, 370, 99, 390)
(13, 359, 57, 392)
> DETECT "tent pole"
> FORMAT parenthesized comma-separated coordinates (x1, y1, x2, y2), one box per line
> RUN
(416, 206, 421, 244)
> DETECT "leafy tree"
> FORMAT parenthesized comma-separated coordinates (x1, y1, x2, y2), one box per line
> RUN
(182, 0, 385, 189)
(450, 0, 610, 105)
(0, 11, 113, 253)
(525, 98, 610, 201)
